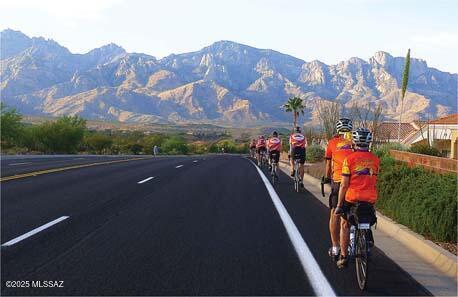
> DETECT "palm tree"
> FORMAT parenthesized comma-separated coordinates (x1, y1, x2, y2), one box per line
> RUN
(398, 49, 411, 143)
(283, 96, 306, 129)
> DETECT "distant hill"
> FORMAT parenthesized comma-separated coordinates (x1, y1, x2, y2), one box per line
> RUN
(1, 29, 456, 126)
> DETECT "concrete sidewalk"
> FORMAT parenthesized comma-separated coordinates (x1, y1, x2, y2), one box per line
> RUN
(278, 160, 457, 296)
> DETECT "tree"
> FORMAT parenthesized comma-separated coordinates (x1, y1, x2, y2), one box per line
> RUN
(0, 103, 23, 147)
(37, 115, 86, 153)
(283, 96, 306, 129)
(398, 48, 411, 142)
(316, 100, 340, 139)
(85, 133, 113, 154)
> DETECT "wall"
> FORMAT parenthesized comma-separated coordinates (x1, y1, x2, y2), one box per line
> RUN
(390, 150, 458, 174)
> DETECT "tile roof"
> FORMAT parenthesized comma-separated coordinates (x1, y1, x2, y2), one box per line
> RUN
(377, 122, 419, 141)
(429, 114, 458, 125)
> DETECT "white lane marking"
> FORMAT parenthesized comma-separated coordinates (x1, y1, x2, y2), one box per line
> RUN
(193, 160, 198, 163)
(175, 165, 184, 168)
(251, 161, 336, 297)
(137, 176, 155, 184)
(1, 216, 69, 247)
(8, 162, 32, 166)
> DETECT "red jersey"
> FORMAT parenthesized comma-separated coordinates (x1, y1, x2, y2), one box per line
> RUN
(289, 133, 307, 148)
(256, 138, 266, 148)
(267, 137, 281, 151)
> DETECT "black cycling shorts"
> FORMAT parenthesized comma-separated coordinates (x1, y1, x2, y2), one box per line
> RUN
(291, 147, 305, 164)
(269, 150, 280, 163)
(329, 181, 340, 209)
(256, 147, 267, 154)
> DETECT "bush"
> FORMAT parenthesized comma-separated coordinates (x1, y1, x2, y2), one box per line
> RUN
(85, 133, 113, 154)
(0, 103, 24, 147)
(306, 145, 325, 162)
(162, 136, 188, 155)
(373, 143, 407, 158)
(409, 143, 442, 157)
(377, 157, 457, 242)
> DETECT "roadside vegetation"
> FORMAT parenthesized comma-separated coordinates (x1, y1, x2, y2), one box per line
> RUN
(0, 104, 247, 155)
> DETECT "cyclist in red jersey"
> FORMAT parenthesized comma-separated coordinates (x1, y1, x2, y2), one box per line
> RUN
(256, 135, 267, 166)
(289, 126, 307, 186)
(267, 131, 282, 170)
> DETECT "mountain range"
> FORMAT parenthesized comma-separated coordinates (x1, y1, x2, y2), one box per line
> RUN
(1, 29, 457, 126)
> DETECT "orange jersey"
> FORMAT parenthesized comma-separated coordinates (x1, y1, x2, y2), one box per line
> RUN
(341, 150, 380, 204)
(256, 138, 266, 148)
(267, 137, 281, 151)
(325, 135, 353, 182)
(289, 133, 307, 148)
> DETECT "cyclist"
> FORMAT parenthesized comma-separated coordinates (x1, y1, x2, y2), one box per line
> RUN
(256, 135, 267, 166)
(323, 118, 353, 260)
(289, 126, 307, 186)
(335, 128, 379, 268)
(267, 131, 282, 171)
(250, 139, 257, 158)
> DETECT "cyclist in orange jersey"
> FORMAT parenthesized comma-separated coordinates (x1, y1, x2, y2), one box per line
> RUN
(324, 118, 353, 261)
(335, 128, 380, 268)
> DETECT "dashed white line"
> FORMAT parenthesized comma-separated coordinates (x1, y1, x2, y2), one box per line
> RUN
(193, 160, 198, 163)
(137, 176, 155, 184)
(175, 165, 184, 168)
(250, 161, 336, 297)
(1, 216, 69, 247)
(8, 162, 32, 166)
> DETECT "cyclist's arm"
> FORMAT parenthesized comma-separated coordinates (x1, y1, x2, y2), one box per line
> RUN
(337, 175, 349, 209)
(325, 159, 332, 180)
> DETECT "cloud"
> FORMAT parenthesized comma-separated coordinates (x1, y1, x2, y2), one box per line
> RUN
(412, 32, 458, 48)
(0, 0, 125, 22)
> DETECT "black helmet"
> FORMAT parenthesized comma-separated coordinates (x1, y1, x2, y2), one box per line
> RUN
(272, 131, 278, 137)
(295, 126, 301, 133)
(352, 128, 373, 147)
(336, 118, 353, 133)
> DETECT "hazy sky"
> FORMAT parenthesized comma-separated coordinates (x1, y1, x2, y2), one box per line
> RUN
(1, 0, 457, 72)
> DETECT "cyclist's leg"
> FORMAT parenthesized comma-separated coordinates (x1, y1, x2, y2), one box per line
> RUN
(299, 147, 305, 180)
(329, 182, 341, 257)
(338, 201, 352, 262)
(289, 147, 295, 176)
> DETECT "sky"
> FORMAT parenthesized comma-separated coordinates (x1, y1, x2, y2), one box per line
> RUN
(1, 0, 457, 73)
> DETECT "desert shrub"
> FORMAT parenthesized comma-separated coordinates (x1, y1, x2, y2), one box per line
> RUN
(85, 133, 113, 154)
(373, 142, 407, 158)
(377, 157, 457, 242)
(162, 136, 188, 155)
(128, 143, 144, 155)
(306, 145, 325, 162)
(0, 103, 24, 148)
(409, 143, 442, 157)
(35, 116, 86, 153)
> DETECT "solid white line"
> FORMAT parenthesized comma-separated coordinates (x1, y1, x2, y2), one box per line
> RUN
(8, 162, 32, 166)
(1, 216, 69, 247)
(175, 165, 184, 168)
(137, 176, 155, 184)
(250, 161, 336, 297)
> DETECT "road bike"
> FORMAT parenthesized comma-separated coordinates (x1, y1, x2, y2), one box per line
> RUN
(346, 202, 376, 291)
(269, 152, 279, 185)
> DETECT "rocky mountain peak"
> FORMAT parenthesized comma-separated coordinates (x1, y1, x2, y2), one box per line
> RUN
(1, 29, 33, 59)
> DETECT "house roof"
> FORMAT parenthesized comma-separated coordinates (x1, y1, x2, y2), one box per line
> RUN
(377, 122, 419, 141)
(429, 114, 458, 125)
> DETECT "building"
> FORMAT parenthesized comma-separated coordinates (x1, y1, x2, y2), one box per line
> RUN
(376, 122, 422, 144)
(404, 114, 458, 159)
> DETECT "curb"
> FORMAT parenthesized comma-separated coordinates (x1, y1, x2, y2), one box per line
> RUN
(278, 160, 457, 280)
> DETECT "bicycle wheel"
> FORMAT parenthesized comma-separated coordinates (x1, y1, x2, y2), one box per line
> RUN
(355, 229, 369, 290)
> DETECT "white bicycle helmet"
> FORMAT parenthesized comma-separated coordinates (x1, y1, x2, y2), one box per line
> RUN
(336, 118, 353, 133)
(352, 128, 373, 147)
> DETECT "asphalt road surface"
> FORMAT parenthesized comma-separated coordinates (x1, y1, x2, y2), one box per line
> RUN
(1, 155, 431, 296)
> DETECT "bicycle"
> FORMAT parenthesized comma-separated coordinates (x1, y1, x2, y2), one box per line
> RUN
(270, 153, 279, 185)
(346, 202, 376, 291)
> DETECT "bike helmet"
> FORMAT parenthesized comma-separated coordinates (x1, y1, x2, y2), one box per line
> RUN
(295, 126, 301, 133)
(352, 128, 373, 147)
(336, 118, 353, 133)
(272, 131, 278, 137)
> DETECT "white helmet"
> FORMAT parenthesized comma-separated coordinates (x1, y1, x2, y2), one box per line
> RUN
(336, 118, 353, 133)
(352, 128, 373, 147)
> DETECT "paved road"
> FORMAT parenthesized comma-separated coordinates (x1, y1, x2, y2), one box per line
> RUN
(1, 155, 430, 296)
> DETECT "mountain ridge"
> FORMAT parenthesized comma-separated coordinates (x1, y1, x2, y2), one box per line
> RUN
(1, 29, 456, 126)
